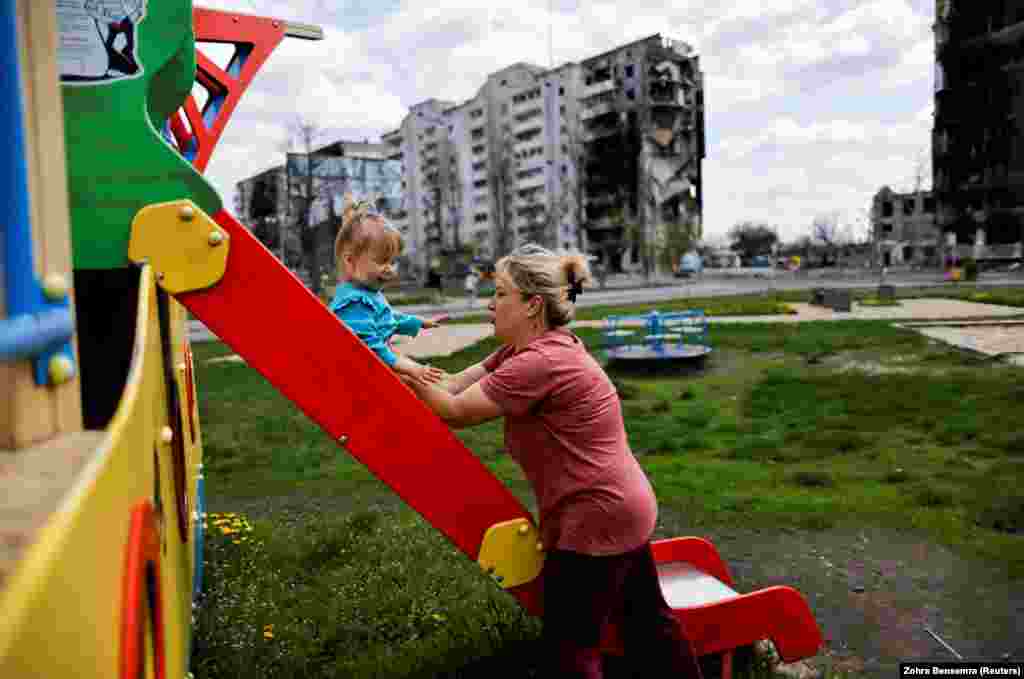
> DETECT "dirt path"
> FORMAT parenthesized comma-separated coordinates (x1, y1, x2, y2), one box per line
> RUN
(672, 523, 1024, 676)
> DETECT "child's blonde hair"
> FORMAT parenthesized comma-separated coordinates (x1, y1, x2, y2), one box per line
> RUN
(333, 193, 403, 276)
(495, 243, 592, 327)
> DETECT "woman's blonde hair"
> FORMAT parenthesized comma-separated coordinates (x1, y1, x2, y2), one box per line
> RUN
(333, 193, 403, 275)
(496, 243, 592, 327)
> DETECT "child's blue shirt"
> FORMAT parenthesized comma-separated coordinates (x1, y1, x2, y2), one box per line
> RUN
(328, 282, 423, 367)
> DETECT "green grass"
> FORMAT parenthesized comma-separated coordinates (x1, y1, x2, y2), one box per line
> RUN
(190, 300, 1024, 678)
(443, 283, 1024, 324)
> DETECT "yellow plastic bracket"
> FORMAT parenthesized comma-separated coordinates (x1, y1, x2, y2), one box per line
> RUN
(128, 199, 229, 294)
(477, 518, 545, 589)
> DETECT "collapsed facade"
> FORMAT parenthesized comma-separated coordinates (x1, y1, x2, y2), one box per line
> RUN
(933, 0, 1024, 264)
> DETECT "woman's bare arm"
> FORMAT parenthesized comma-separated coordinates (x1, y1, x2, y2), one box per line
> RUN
(404, 380, 503, 429)
(445, 362, 488, 395)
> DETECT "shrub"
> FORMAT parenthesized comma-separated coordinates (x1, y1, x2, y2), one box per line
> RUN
(962, 257, 978, 281)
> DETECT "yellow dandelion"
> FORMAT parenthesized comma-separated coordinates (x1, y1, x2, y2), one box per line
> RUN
(263, 624, 274, 640)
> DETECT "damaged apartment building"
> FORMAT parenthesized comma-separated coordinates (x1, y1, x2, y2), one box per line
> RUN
(933, 0, 1024, 265)
(382, 33, 705, 276)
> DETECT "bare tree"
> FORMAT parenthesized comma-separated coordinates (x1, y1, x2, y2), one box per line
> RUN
(422, 133, 464, 255)
(655, 213, 699, 274)
(488, 128, 519, 257)
(811, 211, 850, 265)
(286, 116, 331, 295)
(550, 118, 588, 252)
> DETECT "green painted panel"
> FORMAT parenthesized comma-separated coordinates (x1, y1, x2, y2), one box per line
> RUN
(59, 0, 221, 269)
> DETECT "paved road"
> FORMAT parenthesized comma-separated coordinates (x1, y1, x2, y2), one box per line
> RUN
(186, 272, 1024, 343)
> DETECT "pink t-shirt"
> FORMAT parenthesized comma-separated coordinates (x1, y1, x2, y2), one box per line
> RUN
(480, 329, 657, 556)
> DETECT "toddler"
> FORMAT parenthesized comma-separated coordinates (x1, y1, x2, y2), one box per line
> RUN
(329, 195, 446, 384)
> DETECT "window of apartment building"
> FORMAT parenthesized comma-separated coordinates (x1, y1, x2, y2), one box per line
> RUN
(472, 144, 486, 155)
(562, 164, 568, 174)
(882, 224, 893, 234)
(473, 179, 488, 188)
(626, 88, 635, 100)
(472, 160, 487, 172)
(424, 126, 436, 136)
(474, 213, 488, 223)
(471, 127, 485, 140)
(501, 103, 509, 115)
(882, 201, 893, 217)
(470, 108, 484, 118)
(560, 105, 566, 117)
(625, 64, 634, 78)
(517, 167, 544, 180)
(923, 196, 936, 212)
(903, 199, 914, 216)
(559, 86, 565, 96)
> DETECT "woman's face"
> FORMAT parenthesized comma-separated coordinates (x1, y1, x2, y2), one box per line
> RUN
(488, 272, 538, 344)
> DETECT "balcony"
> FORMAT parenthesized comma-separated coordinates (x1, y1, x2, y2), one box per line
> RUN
(513, 114, 544, 135)
(516, 172, 546, 190)
(582, 123, 618, 141)
(582, 79, 616, 99)
(581, 101, 615, 121)
(513, 91, 543, 111)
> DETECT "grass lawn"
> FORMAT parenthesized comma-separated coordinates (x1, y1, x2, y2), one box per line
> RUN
(439, 282, 1024, 324)
(189, 307, 1024, 678)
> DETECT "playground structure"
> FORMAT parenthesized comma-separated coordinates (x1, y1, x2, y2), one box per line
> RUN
(604, 309, 713, 369)
(1, 3, 821, 677)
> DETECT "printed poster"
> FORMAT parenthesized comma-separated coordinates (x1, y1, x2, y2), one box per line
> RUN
(57, 0, 147, 84)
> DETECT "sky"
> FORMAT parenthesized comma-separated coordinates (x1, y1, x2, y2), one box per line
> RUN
(194, 0, 937, 246)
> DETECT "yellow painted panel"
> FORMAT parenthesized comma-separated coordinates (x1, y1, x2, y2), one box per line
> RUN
(0, 268, 196, 678)
(128, 200, 229, 294)
(477, 518, 546, 589)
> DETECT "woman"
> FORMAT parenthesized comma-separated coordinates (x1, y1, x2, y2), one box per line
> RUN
(403, 244, 702, 679)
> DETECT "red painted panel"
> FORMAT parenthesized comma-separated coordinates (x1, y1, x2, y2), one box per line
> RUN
(120, 501, 166, 679)
(164, 7, 288, 171)
(176, 210, 544, 614)
(673, 586, 822, 661)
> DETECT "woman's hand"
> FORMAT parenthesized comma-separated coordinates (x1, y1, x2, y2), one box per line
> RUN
(416, 363, 446, 384)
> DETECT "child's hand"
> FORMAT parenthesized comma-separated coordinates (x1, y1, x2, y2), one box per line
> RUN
(417, 363, 446, 384)
(421, 315, 450, 329)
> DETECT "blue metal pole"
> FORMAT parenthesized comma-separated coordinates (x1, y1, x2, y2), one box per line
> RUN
(0, 0, 35, 315)
(0, 0, 74, 382)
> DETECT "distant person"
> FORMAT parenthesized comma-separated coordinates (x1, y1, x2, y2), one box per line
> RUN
(329, 194, 448, 384)
(464, 268, 480, 308)
(426, 264, 443, 304)
(403, 244, 704, 679)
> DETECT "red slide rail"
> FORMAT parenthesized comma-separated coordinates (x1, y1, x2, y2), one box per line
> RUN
(165, 7, 320, 171)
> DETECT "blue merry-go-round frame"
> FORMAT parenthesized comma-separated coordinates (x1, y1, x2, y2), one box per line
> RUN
(602, 309, 713, 364)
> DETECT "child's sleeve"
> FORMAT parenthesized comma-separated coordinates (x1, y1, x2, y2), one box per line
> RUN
(393, 313, 423, 337)
(334, 300, 399, 367)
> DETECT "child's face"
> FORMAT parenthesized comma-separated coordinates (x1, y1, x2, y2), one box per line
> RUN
(345, 246, 397, 291)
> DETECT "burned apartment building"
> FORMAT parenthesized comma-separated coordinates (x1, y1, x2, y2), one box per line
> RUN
(381, 33, 705, 276)
(579, 35, 705, 273)
(933, 0, 1024, 264)
(870, 187, 940, 267)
